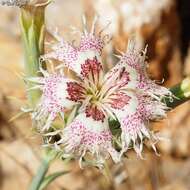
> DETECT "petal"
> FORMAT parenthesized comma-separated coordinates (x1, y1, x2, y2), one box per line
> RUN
(42, 38, 78, 71)
(60, 113, 120, 166)
(138, 95, 168, 120)
(80, 56, 104, 87)
(102, 61, 139, 94)
(120, 111, 149, 158)
(138, 74, 172, 99)
(105, 39, 171, 101)
(79, 15, 108, 55)
(104, 91, 146, 156)
(42, 74, 84, 109)
(107, 91, 138, 119)
(43, 36, 104, 79)
(104, 91, 133, 110)
(109, 92, 168, 157)
(32, 73, 85, 131)
(85, 104, 106, 122)
(73, 15, 108, 77)
(79, 33, 104, 55)
(42, 17, 108, 78)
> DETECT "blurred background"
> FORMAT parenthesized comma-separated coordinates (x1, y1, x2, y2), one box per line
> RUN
(0, 0, 190, 189)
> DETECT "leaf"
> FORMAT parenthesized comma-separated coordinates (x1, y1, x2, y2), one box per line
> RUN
(39, 171, 70, 190)
(109, 118, 121, 136)
(9, 111, 27, 122)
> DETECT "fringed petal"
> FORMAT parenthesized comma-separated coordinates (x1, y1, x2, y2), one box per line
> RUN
(79, 15, 110, 54)
(41, 16, 109, 78)
(119, 110, 150, 158)
(60, 113, 120, 167)
(110, 38, 172, 101)
(41, 37, 79, 71)
(31, 73, 85, 131)
(107, 92, 168, 158)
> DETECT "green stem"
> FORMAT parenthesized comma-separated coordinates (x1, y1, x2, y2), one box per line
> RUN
(29, 155, 51, 190)
(19, 2, 52, 190)
(20, 4, 46, 107)
(29, 150, 58, 190)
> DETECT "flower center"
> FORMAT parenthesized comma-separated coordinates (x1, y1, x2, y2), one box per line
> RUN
(82, 82, 104, 117)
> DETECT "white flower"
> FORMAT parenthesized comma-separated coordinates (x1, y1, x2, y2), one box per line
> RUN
(29, 16, 172, 167)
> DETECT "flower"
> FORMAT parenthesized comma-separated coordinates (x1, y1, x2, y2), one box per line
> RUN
(0, 0, 29, 6)
(29, 16, 172, 167)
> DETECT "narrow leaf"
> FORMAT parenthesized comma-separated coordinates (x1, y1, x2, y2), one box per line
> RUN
(9, 111, 27, 122)
(39, 171, 69, 190)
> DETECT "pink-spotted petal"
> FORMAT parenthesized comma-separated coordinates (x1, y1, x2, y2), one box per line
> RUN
(41, 74, 84, 108)
(102, 62, 138, 95)
(85, 104, 106, 122)
(79, 33, 104, 55)
(107, 91, 138, 119)
(120, 111, 149, 158)
(115, 40, 172, 99)
(79, 15, 109, 55)
(80, 56, 104, 88)
(42, 39, 78, 71)
(108, 92, 168, 158)
(32, 74, 85, 130)
(42, 37, 104, 78)
(60, 113, 120, 167)
(104, 91, 144, 157)
(42, 17, 109, 78)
